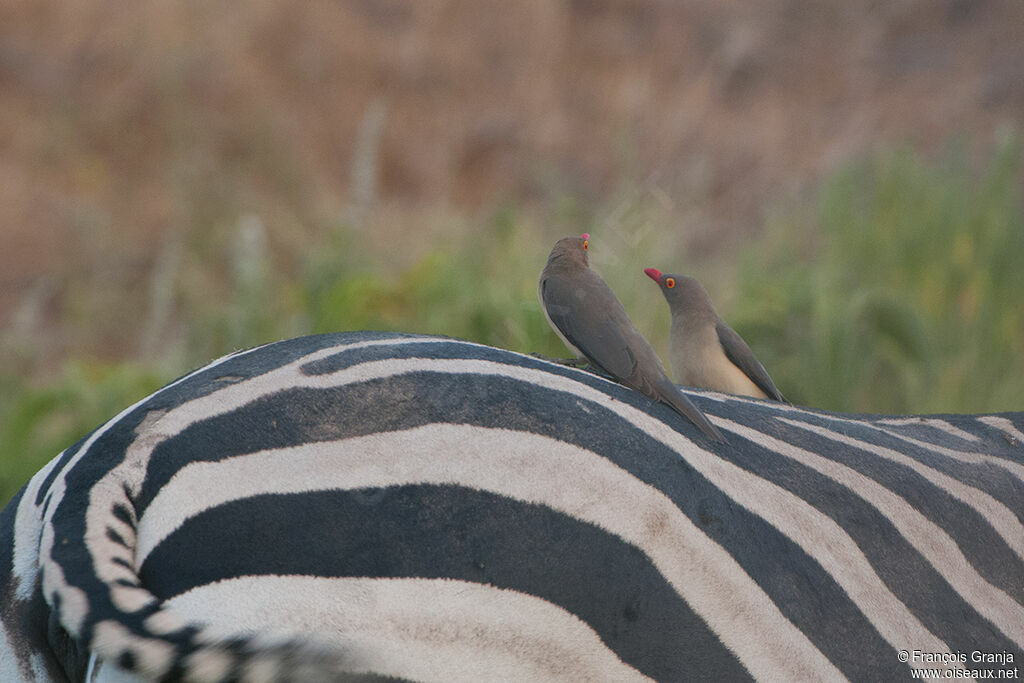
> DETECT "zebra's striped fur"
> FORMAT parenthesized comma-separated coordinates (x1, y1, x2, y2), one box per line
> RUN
(1, 331, 1021, 681)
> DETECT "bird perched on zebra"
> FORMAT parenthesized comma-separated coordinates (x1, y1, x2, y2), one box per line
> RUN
(539, 234, 726, 443)
(1, 331, 1022, 681)
(644, 268, 788, 403)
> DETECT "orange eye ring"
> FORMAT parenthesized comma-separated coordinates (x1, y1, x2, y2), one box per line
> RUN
(665, 277, 675, 288)
(582, 239, 589, 251)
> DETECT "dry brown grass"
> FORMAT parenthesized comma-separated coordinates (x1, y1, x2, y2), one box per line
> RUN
(1, 0, 1022, 367)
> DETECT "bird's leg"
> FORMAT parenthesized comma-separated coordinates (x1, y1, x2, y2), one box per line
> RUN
(529, 353, 588, 367)
(529, 354, 616, 382)
(580, 364, 616, 381)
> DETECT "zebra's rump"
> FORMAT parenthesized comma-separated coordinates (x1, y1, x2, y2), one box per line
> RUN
(1, 332, 1022, 681)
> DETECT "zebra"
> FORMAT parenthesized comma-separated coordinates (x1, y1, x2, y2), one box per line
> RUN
(0, 331, 1021, 681)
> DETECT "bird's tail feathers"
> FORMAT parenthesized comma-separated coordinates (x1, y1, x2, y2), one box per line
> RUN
(654, 376, 728, 444)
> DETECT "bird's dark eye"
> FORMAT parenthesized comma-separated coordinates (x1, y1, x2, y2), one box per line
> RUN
(666, 277, 675, 288)
(582, 239, 589, 251)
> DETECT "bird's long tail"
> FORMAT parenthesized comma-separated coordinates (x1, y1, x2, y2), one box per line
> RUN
(654, 376, 728, 444)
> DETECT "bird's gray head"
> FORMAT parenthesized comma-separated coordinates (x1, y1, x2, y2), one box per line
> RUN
(545, 233, 590, 268)
(643, 268, 713, 312)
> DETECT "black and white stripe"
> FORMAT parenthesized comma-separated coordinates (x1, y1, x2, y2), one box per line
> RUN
(1, 331, 1021, 681)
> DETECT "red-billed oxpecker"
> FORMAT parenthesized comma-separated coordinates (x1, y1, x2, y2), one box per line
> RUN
(644, 269, 788, 403)
(538, 235, 727, 444)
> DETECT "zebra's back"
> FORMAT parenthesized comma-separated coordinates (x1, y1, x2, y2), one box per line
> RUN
(1, 331, 1022, 681)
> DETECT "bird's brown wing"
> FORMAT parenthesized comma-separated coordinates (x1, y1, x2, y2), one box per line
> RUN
(540, 271, 639, 380)
(715, 321, 788, 403)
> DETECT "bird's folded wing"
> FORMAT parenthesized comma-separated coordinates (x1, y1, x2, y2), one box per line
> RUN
(716, 321, 787, 402)
(541, 272, 639, 380)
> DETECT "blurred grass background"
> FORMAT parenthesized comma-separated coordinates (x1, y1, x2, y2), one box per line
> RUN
(2, 1, 1023, 503)
(3, 133, 1022, 501)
